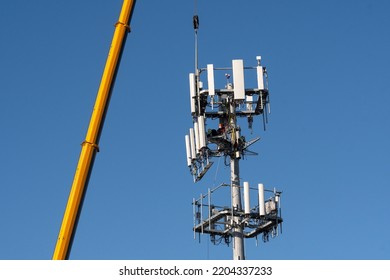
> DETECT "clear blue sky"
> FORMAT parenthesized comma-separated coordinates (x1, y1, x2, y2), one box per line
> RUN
(1, 0, 389, 260)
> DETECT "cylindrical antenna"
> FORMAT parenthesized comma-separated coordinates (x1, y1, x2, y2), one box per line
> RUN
(258, 183, 265, 216)
(243, 182, 251, 214)
(207, 64, 215, 97)
(275, 192, 281, 210)
(256, 56, 265, 90)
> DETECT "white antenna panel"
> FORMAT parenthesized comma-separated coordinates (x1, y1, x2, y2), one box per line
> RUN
(258, 183, 265, 216)
(232, 59, 245, 100)
(189, 73, 196, 113)
(189, 128, 196, 159)
(256, 66, 264, 90)
(207, 64, 215, 96)
(194, 121, 200, 152)
(198, 116, 206, 149)
(243, 181, 250, 214)
(185, 135, 192, 166)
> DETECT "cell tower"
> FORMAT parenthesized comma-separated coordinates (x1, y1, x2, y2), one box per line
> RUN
(184, 14, 283, 260)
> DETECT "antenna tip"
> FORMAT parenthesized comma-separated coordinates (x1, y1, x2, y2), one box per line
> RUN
(193, 15, 199, 30)
(256, 56, 262, 65)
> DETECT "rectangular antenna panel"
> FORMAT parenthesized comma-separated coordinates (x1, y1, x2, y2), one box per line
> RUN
(189, 128, 196, 159)
(232, 59, 245, 100)
(198, 116, 206, 149)
(258, 183, 265, 216)
(256, 66, 264, 90)
(243, 182, 251, 214)
(207, 64, 215, 96)
(194, 121, 200, 152)
(185, 135, 191, 166)
(189, 73, 196, 113)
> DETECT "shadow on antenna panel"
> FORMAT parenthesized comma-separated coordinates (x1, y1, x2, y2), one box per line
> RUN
(184, 12, 283, 260)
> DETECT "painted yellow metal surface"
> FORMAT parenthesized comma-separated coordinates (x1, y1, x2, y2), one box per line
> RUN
(53, 0, 136, 260)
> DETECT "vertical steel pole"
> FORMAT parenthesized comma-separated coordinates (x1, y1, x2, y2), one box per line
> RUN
(230, 102, 245, 260)
(231, 157, 245, 260)
(52, 0, 136, 260)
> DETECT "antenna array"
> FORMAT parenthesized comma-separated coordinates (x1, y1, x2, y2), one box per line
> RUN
(186, 57, 271, 182)
(184, 56, 283, 260)
(185, 8, 282, 260)
(192, 183, 282, 244)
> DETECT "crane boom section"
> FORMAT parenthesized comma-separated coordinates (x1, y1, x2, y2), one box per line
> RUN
(53, 0, 136, 260)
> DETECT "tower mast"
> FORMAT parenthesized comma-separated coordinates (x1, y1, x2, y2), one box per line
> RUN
(185, 10, 283, 260)
(185, 54, 283, 260)
(229, 100, 245, 260)
(231, 158, 245, 259)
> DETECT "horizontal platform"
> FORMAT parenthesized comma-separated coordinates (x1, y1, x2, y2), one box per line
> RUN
(197, 88, 269, 117)
(193, 209, 282, 239)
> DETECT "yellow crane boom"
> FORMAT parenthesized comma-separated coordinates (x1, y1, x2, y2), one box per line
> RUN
(53, 0, 136, 260)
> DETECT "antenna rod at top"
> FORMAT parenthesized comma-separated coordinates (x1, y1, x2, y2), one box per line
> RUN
(193, 15, 199, 30)
(193, 0, 200, 76)
(193, 14, 199, 76)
